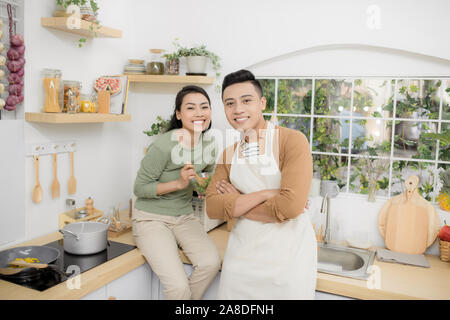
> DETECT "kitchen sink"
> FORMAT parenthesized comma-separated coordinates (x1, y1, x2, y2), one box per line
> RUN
(317, 243, 376, 280)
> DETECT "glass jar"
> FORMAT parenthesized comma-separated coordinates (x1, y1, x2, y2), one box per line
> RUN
(165, 58, 180, 75)
(147, 49, 165, 75)
(63, 80, 82, 113)
(80, 93, 97, 113)
(42, 69, 62, 113)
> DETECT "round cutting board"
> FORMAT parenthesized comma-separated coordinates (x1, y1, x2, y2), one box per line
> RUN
(378, 176, 441, 254)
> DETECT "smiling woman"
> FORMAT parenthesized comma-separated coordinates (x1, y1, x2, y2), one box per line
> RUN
(132, 85, 220, 300)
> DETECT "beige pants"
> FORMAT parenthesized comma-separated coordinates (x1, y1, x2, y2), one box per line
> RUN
(132, 208, 221, 300)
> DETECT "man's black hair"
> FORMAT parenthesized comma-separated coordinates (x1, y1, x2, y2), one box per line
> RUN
(221, 69, 263, 99)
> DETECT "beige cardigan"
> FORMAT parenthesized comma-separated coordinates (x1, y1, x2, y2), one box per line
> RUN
(205, 125, 313, 230)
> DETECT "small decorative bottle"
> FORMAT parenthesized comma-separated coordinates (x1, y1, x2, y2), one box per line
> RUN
(86, 197, 94, 215)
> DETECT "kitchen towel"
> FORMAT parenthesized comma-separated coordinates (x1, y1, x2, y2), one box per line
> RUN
(376, 248, 430, 268)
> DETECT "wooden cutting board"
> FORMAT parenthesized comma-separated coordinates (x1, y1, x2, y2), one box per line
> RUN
(378, 176, 441, 254)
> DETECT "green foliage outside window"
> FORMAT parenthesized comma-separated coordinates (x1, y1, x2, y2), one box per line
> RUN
(259, 77, 450, 200)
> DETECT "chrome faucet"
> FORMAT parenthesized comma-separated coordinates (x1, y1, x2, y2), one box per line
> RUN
(320, 194, 331, 245)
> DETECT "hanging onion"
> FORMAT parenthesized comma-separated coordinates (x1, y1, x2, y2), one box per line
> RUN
(4, 3, 26, 112)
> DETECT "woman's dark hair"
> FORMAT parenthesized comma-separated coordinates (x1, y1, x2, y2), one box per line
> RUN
(167, 85, 212, 132)
(221, 69, 263, 99)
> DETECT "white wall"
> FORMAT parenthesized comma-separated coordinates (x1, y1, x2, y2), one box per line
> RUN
(1, 0, 449, 251)
(0, 0, 135, 247)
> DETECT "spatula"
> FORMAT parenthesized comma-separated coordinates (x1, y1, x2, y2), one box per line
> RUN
(67, 151, 77, 195)
(9, 261, 48, 268)
(51, 153, 60, 199)
(32, 155, 43, 203)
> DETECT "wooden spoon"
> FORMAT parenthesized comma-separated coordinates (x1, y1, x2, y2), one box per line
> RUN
(68, 151, 77, 195)
(0, 261, 48, 276)
(51, 153, 60, 199)
(9, 261, 48, 268)
(0, 267, 27, 276)
(32, 155, 43, 203)
(194, 172, 208, 184)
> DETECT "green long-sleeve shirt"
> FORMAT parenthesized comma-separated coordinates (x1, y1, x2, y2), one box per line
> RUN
(134, 129, 216, 216)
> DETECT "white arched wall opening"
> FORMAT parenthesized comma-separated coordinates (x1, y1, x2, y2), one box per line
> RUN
(246, 43, 450, 77)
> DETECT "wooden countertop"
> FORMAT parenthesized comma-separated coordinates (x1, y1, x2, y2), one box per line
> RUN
(1, 214, 449, 300)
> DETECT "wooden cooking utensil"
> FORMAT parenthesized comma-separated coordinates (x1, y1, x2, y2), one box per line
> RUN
(32, 155, 43, 203)
(0, 261, 49, 276)
(51, 153, 60, 199)
(194, 172, 208, 184)
(8, 261, 48, 268)
(0, 267, 26, 276)
(378, 175, 441, 254)
(67, 151, 77, 195)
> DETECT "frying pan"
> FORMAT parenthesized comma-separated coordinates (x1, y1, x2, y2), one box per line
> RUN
(0, 246, 60, 276)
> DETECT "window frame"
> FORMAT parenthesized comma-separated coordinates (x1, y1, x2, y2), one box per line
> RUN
(258, 76, 450, 202)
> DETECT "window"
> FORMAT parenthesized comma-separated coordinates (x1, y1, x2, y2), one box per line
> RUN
(259, 77, 449, 201)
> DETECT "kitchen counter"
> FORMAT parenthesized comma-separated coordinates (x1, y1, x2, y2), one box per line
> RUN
(1, 213, 449, 300)
(201, 224, 450, 300)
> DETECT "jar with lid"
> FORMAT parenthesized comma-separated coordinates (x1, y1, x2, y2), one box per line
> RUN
(147, 49, 165, 75)
(42, 69, 62, 113)
(80, 93, 97, 113)
(63, 80, 82, 113)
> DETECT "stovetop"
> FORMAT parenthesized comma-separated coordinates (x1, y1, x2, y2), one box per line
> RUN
(0, 240, 136, 292)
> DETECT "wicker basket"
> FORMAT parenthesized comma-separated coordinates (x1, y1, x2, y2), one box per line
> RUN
(439, 239, 450, 262)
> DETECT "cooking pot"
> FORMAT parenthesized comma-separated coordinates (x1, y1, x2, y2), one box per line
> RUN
(59, 220, 109, 255)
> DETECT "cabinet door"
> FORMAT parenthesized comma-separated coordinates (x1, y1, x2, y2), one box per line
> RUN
(81, 286, 107, 300)
(106, 264, 152, 300)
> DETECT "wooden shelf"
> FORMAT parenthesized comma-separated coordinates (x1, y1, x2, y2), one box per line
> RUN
(25, 112, 131, 124)
(41, 17, 122, 38)
(126, 74, 215, 85)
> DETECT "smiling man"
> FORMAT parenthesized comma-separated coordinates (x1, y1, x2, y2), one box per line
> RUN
(205, 70, 317, 300)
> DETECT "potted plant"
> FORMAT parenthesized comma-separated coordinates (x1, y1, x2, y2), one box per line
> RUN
(314, 157, 341, 198)
(143, 116, 170, 137)
(167, 39, 221, 77)
(358, 148, 390, 202)
(55, 0, 100, 47)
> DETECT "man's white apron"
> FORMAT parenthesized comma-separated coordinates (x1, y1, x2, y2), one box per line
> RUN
(218, 122, 317, 299)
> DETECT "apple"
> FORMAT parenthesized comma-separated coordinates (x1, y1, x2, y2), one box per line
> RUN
(438, 221, 450, 242)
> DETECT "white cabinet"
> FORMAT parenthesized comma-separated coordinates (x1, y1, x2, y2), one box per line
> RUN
(81, 263, 152, 300)
(106, 263, 152, 300)
(81, 285, 107, 300)
(314, 290, 355, 300)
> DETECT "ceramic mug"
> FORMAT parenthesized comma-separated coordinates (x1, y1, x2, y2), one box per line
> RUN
(320, 180, 340, 198)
